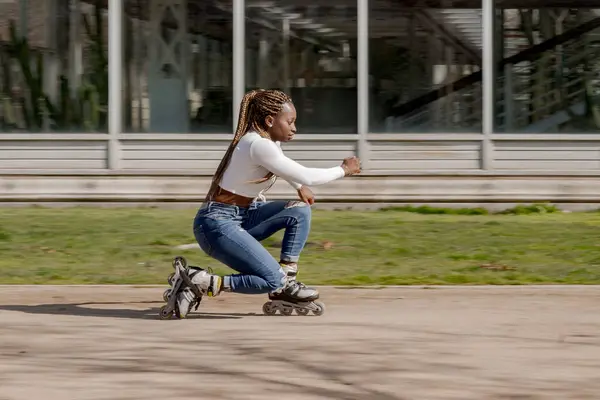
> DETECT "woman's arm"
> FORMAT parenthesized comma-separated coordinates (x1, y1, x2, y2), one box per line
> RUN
(275, 142, 302, 189)
(284, 179, 303, 190)
(250, 138, 345, 186)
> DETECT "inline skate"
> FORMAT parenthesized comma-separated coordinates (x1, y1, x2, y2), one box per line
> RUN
(262, 265, 325, 316)
(159, 256, 218, 320)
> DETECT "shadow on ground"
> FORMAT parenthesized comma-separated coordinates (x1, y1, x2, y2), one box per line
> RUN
(0, 301, 256, 320)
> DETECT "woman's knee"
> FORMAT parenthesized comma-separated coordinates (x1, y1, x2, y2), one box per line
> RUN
(264, 266, 287, 291)
(285, 201, 312, 222)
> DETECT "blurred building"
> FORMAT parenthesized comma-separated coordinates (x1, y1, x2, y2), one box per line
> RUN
(0, 1, 599, 204)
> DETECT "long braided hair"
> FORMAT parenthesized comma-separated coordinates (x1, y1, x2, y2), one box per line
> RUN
(204, 89, 293, 202)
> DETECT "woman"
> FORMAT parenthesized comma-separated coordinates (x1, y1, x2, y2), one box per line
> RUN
(169, 89, 361, 318)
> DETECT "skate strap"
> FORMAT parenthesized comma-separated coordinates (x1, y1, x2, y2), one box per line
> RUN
(188, 268, 219, 297)
(207, 276, 220, 297)
(184, 269, 204, 299)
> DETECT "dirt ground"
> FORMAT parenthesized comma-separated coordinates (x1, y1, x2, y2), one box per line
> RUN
(0, 286, 599, 400)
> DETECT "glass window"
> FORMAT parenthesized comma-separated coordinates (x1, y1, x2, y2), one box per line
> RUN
(495, 7, 600, 133)
(369, 0, 482, 133)
(0, 0, 108, 133)
(124, 0, 233, 133)
(245, 2, 358, 134)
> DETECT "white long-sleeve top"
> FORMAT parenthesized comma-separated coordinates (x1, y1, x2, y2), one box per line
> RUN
(218, 130, 345, 199)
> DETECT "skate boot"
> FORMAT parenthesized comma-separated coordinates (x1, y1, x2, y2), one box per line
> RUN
(159, 256, 222, 320)
(280, 263, 318, 293)
(262, 264, 325, 317)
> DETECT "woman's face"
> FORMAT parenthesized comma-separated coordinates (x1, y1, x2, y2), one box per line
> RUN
(266, 102, 297, 142)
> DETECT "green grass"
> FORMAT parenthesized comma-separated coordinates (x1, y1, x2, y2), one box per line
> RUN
(0, 206, 599, 285)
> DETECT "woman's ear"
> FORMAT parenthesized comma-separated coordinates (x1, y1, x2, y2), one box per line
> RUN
(265, 115, 274, 129)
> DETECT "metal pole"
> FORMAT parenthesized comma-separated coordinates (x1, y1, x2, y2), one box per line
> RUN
(481, 0, 494, 170)
(69, 0, 83, 97)
(357, 0, 370, 168)
(445, 43, 454, 127)
(504, 63, 514, 131)
(232, 0, 245, 132)
(108, 0, 122, 169)
(18, 0, 28, 37)
(408, 12, 417, 99)
(258, 32, 268, 87)
(44, 0, 59, 121)
(282, 17, 290, 94)
(428, 29, 439, 129)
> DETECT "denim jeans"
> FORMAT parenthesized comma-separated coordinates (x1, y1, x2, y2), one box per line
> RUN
(193, 200, 312, 294)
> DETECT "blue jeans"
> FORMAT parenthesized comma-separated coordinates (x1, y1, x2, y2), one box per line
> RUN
(193, 200, 312, 294)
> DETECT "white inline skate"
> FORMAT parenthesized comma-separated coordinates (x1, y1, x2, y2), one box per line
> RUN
(262, 266, 325, 316)
(159, 256, 219, 320)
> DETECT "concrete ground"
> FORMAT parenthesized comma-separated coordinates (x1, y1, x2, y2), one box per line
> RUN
(0, 286, 599, 400)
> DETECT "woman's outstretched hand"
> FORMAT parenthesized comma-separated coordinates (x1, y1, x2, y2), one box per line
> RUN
(297, 186, 315, 205)
(341, 156, 361, 176)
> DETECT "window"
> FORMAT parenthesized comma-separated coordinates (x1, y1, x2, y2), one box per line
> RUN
(124, 0, 233, 133)
(0, 0, 109, 133)
(245, 2, 358, 134)
(494, 7, 600, 133)
(369, 0, 483, 133)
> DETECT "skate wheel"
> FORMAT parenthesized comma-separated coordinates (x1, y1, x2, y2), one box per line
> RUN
(162, 289, 171, 303)
(296, 308, 310, 316)
(281, 305, 294, 316)
(159, 305, 174, 320)
(167, 272, 175, 286)
(262, 302, 278, 316)
(172, 256, 187, 269)
(312, 301, 325, 316)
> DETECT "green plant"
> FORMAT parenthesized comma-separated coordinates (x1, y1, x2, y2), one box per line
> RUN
(496, 203, 560, 215)
(2, 20, 46, 130)
(379, 205, 489, 215)
(0, 43, 17, 129)
(81, 0, 108, 129)
(0, 0, 108, 132)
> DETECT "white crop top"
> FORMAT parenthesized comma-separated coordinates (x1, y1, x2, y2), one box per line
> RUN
(218, 131, 346, 200)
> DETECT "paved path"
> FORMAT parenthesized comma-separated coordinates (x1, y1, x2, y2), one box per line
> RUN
(0, 286, 599, 400)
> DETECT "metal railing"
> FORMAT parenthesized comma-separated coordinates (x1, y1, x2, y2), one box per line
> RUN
(392, 26, 600, 134)
(496, 37, 600, 132)
(395, 81, 482, 132)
